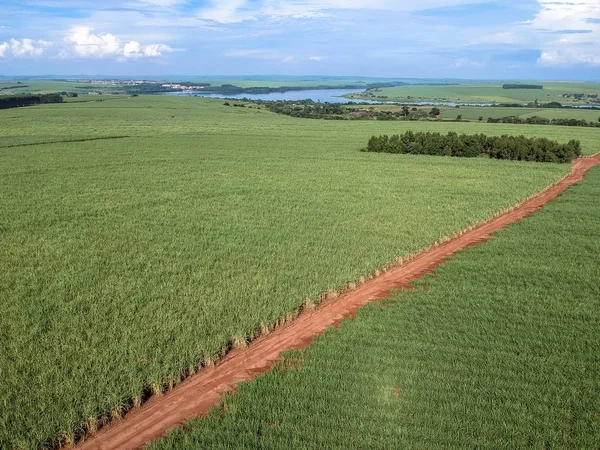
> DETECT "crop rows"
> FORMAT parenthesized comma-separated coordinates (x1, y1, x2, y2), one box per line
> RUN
(0, 96, 594, 448)
(152, 165, 600, 450)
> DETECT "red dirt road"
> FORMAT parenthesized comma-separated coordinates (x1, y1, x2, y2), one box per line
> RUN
(77, 154, 600, 450)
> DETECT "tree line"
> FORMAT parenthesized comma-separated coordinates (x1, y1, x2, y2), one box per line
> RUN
(562, 93, 598, 101)
(262, 100, 348, 119)
(0, 93, 63, 110)
(260, 100, 445, 121)
(502, 84, 543, 90)
(363, 131, 581, 163)
(487, 115, 600, 127)
(204, 82, 408, 96)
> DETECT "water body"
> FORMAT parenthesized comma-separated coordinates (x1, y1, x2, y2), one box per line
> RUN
(165, 89, 600, 109)
(165, 88, 379, 104)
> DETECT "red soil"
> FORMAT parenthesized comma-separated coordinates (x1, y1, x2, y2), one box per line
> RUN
(77, 154, 600, 450)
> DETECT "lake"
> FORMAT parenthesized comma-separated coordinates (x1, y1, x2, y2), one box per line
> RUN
(164, 89, 600, 109)
(165, 88, 379, 103)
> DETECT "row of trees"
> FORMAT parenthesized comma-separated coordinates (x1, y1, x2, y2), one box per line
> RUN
(206, 82, 407, 96)
(262, 100, 444, 121)
(363, 131, 581, 163)
(264, 100, 347, 119)
(502, 84, 543, 90)
(562, 93, 598, 100)
(0, 93, 63, 110)
(487, 115, 600, 127)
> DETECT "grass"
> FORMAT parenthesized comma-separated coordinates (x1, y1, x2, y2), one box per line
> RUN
(0, 96, 595, 448)
(440, 106, 600, 122)
(1, 96, 598, 154)
(0, 77, 421, 95)
(0, 81, 87, 95)
(351, 81, 600, 106)
(344, 104, 600, 122)
(151, 165, 600, 450)
(0, 78, 386, 94)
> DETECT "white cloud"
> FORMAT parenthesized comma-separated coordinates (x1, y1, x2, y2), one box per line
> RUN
(141, 43, 169, 57)
(309, 56, 322, 61)
(451, 57, 486, 69)
(66, 27, 120, 57)
(199, 0, 254, 23)
(65, 26, 172, 59)
(0, 38, 52, 57)
(282, 55, 294, 62)
(478, 0, 600, 67)
(533, 0, 600, 66)
(123, 40, 143, 58)
(137, 0, 187, 6)
(196, 0, 501, 24)
(538, 48, 600, 67)
(225, 48, 264, 57)
(123, 40, 171, 58)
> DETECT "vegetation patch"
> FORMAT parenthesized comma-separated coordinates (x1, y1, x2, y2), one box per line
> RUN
(0, 93, 63, 109)
(364, 131, 581, 163)
(488, 115, 600, 128)
(0, 96, 574, 449)
(150, 165, 600, 450)
(502, 84, 543, 90)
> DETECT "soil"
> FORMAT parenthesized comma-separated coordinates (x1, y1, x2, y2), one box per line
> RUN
(77, 154, 600, 450)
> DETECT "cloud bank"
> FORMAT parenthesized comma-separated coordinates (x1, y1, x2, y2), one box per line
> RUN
(1, 0, 599, 76)
(0, 38, 52, 57)
(65, 27, 172, 59)
(1, 26, 172, 60)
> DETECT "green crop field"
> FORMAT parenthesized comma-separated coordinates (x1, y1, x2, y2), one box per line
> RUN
(349, 81, 600, 106)
(0, 96, 598, 448)
(0, 76, 412, 96)
(439, 106, 600, 122)
(152, 165, 600, 450)
(0, 81, 86, 95)
(345, 104, 600, 122)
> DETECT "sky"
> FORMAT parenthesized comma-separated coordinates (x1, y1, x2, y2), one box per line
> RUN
(0, 0, 599, 79)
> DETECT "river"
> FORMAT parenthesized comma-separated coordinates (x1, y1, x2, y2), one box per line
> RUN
(164, 88, 378, 104)
(164, 88, 600, 109)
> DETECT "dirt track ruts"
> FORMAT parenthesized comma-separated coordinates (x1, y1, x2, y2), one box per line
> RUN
(77, 154, 600, 450)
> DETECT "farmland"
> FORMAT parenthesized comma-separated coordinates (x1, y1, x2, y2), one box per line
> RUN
(360, 104, 600, 121)
(430, 105, 600, 122)
(151, 164, 600, 450)
(2, 95, 597, 448)
(0, 77, 412, 97)
(348, 81, 600, 106)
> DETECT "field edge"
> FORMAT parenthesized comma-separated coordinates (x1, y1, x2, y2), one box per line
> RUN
(71, 153, 600, 450)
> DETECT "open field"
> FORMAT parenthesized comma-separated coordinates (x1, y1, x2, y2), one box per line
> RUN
(151, 164, 600, 450)
(343, 104, 600, 123)
(0, 77, 416, 96)
(0, 77, 470, 95)
(2, 96, 599, 153)
(349, 81, 600, 106)
(0, 81, 86, 95)
(1, 96, 596, 448)
(439, 106, 600, 122)
(76, 154, 600, 449)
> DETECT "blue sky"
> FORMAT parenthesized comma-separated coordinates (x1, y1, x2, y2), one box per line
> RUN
(0, 0, 599, 79)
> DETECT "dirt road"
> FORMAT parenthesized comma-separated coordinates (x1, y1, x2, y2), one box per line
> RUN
(77, 154, 600, 450)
